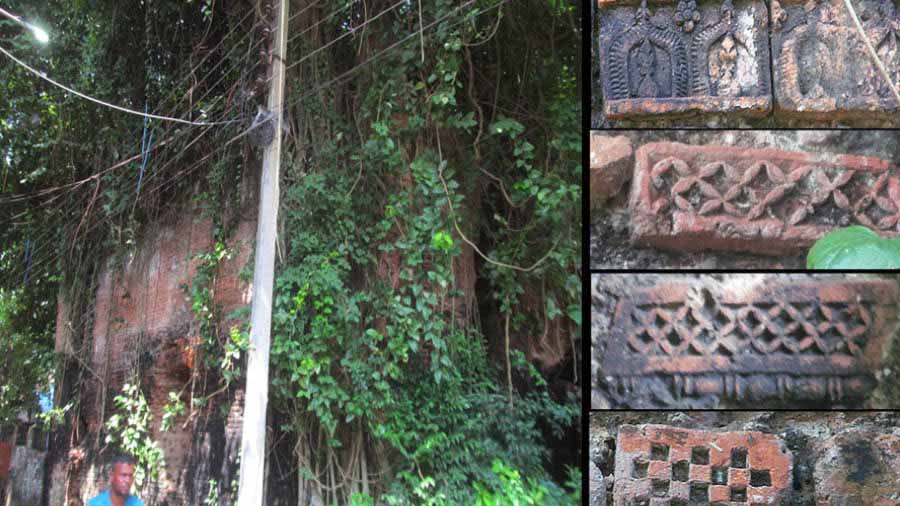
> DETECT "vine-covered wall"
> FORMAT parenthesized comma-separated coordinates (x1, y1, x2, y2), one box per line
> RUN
(1, 0, 581, 505)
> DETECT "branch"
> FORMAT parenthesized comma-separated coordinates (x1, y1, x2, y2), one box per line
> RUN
(843, 0, 900, 106)
(437, 161, 558, 273)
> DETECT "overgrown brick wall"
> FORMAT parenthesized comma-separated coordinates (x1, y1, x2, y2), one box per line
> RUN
(47, 204, 269, 506)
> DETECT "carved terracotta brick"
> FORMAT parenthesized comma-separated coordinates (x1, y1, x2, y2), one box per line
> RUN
(591, 134, 634, 205)
(598, 0, 771, 119)
(772, 0, 900, 121)
(629, 142, 900, 254)
(614, 425, 793, 506)
(600, 276, 900, 404)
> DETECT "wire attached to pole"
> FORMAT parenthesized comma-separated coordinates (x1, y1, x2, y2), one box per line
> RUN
(0, 44, 241, 126)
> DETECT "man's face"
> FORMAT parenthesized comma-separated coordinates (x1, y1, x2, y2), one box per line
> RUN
(109, 463, 135, 497)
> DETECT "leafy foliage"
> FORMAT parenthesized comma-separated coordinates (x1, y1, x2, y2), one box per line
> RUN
(807, 226, 900, 269)
(104, 383, 166, 489)
(0, 288, 55, 425)
(1, 0, 580, 503)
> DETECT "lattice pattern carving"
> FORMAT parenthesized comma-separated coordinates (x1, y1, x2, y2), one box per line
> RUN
(627, 298, 875, 359)
(600, 277, 900, 404)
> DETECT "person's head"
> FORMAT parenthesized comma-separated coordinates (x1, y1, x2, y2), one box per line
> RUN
(108, 454, 137, 497)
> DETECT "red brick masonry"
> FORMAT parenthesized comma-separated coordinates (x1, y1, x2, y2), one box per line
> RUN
(591, 134, 634, 205)
(629, 142, 900, 254)
(600, 277, 900, 403)
(614, 424, 793, 506)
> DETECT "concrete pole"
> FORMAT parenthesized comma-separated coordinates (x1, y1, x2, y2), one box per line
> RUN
(236, 0, 288, 504)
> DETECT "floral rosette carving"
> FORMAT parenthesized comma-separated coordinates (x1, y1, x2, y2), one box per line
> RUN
(854, 173, 900, 231)
(721, 161, 793, 220)
(785, 167, 854, 226)
(675, 0, 701, 32)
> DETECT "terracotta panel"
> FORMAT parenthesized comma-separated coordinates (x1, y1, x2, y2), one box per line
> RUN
(598, 0, 771, 119)
(614, 425, 792, 505)
(600, 276, 900, 403)
(772, 0, 900, 120)
(629, 142, 900, 254)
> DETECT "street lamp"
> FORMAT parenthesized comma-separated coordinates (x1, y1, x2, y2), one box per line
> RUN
(0, 6, 49, 44)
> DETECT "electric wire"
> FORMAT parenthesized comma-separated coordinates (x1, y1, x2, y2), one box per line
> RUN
(3, 0, 511, 286)
(0, 21, 268, 204)
(0, 44, 241, 126)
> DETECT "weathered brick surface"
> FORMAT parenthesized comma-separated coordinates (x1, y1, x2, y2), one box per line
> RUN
(600, 276, 900, 404)
(591, 134, 634, 206)
(81, 208, 254, 433)
(47, 205, 257, 506)
(772, 0, 900, 120)
(590, 461, 606, 506)
(814, 427, 900, 506)
(629, 142, 900, 254)
(0, 440, 10, 481)
(614, 424, 792, 506)
(598, 0, 771, 119)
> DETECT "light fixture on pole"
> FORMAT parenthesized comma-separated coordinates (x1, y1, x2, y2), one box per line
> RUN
(0, 6, 49, 44)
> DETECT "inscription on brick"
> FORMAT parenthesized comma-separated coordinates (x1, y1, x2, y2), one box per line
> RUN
(629, 142, 900, 254)
(598, 0, 771, 118)
(614, 425, 792, 506)
(601, 278, 900, 403)
(773, 0, 900, 120)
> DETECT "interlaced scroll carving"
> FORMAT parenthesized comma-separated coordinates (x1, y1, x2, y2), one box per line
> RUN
(648, 157, 900, 232)
(629, 142, 900, 254)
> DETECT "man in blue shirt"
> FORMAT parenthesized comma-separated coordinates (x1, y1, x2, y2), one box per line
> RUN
(87, 455, 144, 506)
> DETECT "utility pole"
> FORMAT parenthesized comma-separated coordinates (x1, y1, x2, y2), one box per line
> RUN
(237, 0, 288, 504)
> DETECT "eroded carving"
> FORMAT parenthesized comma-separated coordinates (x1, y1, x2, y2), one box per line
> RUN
(774, 0, 900, 116)
(600, 278, 900, 404)
(599, 0, 771, 117)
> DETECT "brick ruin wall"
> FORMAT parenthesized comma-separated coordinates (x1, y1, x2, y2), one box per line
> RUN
(47, 205, 271, 506)
(0, 424, 48, 506)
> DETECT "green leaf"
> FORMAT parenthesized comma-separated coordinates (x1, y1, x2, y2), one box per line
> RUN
(807, 226, 900, 269)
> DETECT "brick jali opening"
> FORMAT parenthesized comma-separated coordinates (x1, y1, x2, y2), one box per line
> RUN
(633, 459, 648, 478)
(691, 446, 709, 465)
(672, 461, 689, 482)
(689, 483, 708, 503)
(652, 479, 669, 497)
(613, 425, 793, 505)
(751, 469, 772, 486)
(711, 466, 727, 485)
(651, 443, 670, 461)
(732, 448, 748, 468)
